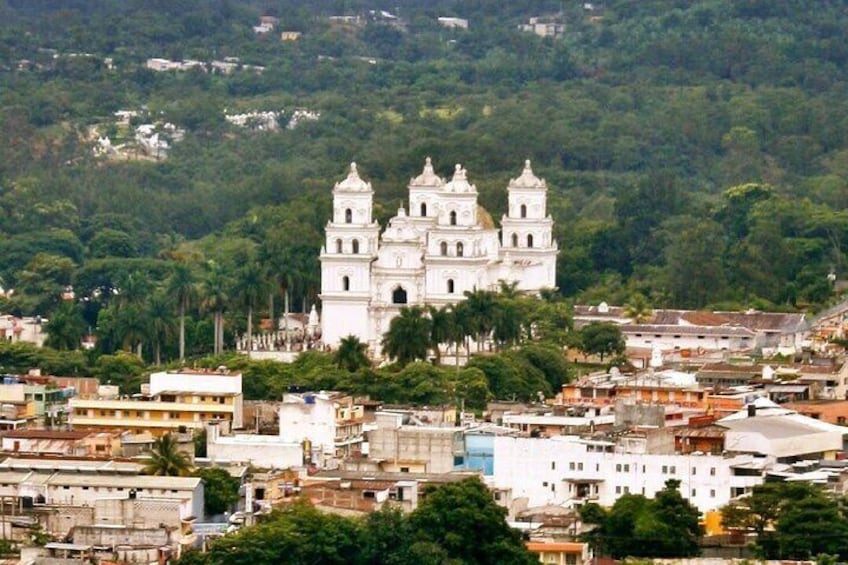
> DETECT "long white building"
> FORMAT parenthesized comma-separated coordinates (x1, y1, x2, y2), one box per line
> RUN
(319, 159, 557, 352)
(493, 435, 764, 515)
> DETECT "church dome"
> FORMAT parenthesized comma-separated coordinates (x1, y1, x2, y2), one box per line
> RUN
(334, 162, 372, 192)
(508, 159, 546, 190)
(409, 157, 444, 188)
(443, 164, 476, 193)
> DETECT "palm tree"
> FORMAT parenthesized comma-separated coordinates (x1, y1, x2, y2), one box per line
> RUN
(462, 288, 498, 351)
(147, 290, 176, 366)
(201, 262, 230, 355)
(115, 271, 151, 358)
(381, 306, 432, 366)
(492, 298, 524, 350)
(143, 433, 192, 476)
(428, 305, 452, 365)
(235, 261, 267, 355)
(167, 263, 197, 363)
(623, 293, 653, 324)
(44, 301, 86, 350)
(116, 302, 149, 359)
(334, 335, 370, 372)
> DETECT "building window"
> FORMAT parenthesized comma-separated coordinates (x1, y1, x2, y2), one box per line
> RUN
(710, 489, 716, 498)
(352, 239, 360, 254)
(511, 233, 518, 247)
(551, 461, 556, 470)
(342, 276, 350, 291)
(520, 204, 527, 218)
(456, 242, 464, 257)
(420, 202, 427, 217)
(447, 279, 455, 294)
(440, 241, 448, 256)
(616, 464, 622, 472)
(670, 466, 676, 474)
(527, 234, 534, 248)
(344, 208, 352, 223)
(615, 486, 621, 494)
(569, 462, 575, 471)
(449, 210, 457, 225)
(392, 286, 408, 304)
(578, 462, 583, 471)
(335, 239, 342, 253)
(691, 489, 696, 497)
(624, 464, 630, 472)
(662, 465, 668, 474)
(710, 467, 716, 476)
(692, 467, 697, 475)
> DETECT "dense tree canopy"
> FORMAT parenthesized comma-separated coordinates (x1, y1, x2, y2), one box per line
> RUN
(178, 477, 534, 565)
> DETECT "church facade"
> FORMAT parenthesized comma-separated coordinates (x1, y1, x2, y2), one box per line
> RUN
(319, 158, 557, 353)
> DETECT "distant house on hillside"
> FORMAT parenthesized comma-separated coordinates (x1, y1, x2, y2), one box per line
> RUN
(519, 16, 565, 38)
(438, 17, 469, 30)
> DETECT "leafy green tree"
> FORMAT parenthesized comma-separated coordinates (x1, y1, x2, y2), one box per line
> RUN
(194, 467, 239, 516)
(143, 433, 192, 477)
(381, 306, 431, 367)
(722, 481, 848, 560)
(581, 480, 701, 558)
(578, 322, 625, 362)
(409, 477, 536, 565)
(334, 335, 370, 372)
(44, 301, 86, 350)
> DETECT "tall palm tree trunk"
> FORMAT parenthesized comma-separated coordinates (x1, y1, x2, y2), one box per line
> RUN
(246, 305, 253, 354)
(178, 302, 186, 363)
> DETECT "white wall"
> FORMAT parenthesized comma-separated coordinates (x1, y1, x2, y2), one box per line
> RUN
(279, 395, 336, 456)
(149, 371, 242, 396)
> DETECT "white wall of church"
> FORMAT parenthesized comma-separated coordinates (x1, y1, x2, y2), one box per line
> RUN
(321, 300, 370, 345)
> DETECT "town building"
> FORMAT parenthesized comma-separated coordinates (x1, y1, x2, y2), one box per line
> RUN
(365, 411, 464, 474)
(69, 368, 243, 436)
(0, 429, 121, 457)
(206, 392, 365, 469)
(0, 314, 46, 347)
(574, 303, 808, 356)
(319, 159, 557, 354)
(438, 17, 469, 29)
(519, 17, 566, 38)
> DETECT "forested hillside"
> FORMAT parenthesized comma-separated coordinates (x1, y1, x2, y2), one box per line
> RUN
(1, 0, 847, 358)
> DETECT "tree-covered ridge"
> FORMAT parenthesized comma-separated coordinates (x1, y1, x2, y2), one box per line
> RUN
(0, 0, 847, 339)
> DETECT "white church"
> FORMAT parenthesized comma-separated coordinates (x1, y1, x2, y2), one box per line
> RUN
(319, 158, 558, 354)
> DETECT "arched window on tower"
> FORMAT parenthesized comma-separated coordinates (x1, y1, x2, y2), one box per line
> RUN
(440, 241, 448, 256)
(449, 210, 457, 226)
(457, 242, 464, 257)
(345, 208, 353, 224)
(511, 233, 518, 247)
(527, 234, 534, 248)
(520, 204, 527, 218)
(447, 279, 455, 294)
(335, 239, 342, 253)
(420, 202, 427, 217)
(352, 239, 360, 254)
(342, 276, 350, 291)
(392, 286, 408, 304)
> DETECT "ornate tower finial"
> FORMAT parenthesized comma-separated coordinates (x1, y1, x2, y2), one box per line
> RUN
(350, 162, 358, 175)
(524, 159, 532, 172)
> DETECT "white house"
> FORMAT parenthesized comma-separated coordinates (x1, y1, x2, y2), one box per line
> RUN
(320, 159, 557, 354)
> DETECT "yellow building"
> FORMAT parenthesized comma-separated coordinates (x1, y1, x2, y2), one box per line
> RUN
(70, 391, 241, 436)
(70, 368, 244, 436)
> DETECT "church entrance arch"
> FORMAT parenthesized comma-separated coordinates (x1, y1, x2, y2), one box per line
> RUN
(392, 286, 408, 304)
